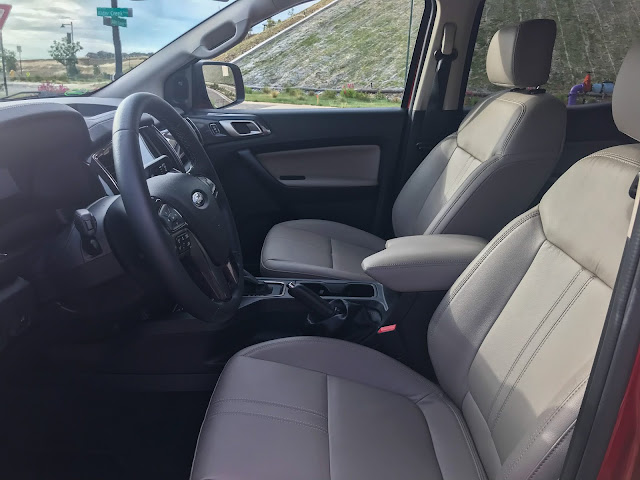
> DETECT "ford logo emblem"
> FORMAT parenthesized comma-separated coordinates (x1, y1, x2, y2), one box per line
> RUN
(192, 191, 206, 208)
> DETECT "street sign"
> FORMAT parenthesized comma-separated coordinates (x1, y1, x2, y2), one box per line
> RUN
(111, 16, 127, 27)
(0, 4, 12, 30)
(103, 17, 127, 27)
(97, 7, 132, 18)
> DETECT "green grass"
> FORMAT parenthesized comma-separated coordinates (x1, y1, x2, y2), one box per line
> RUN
(245, 90, 401, 108)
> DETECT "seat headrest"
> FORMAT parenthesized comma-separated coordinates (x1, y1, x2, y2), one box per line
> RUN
(613, 42, 640, 141)
(486, 19, 557, 88)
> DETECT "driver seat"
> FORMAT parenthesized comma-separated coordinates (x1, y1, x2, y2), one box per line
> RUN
(190, 45, 640, 480)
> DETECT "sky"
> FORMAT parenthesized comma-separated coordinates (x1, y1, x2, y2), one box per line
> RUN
(1, 0, 319, 59)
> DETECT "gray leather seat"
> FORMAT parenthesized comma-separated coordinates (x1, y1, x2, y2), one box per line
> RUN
(261, 19, 566, 281)
(191, 42, 640, 480)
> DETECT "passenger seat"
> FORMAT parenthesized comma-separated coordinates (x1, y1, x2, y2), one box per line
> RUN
(261, 19, 567, 281)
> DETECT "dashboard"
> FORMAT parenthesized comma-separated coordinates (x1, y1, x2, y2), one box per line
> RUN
(0, 95, 265, 352)
(0, 99, 202, 351)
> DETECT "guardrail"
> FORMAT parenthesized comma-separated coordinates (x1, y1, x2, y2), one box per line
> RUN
(246, 85, 405, 94)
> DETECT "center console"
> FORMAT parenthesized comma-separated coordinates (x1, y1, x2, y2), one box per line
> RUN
(238, 235, 490, 376)
(240, 277, 394, 346)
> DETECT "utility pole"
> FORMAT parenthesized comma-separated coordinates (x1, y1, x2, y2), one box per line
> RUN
(0, 3, 11, 96)
(111, 0, 123, 79)
(0, 31, 7, 97)
(16, 44, 21, 75)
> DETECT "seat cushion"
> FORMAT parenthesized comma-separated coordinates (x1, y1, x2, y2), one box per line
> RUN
(260, 219, 386, 281)
(191, 337, 486, 480)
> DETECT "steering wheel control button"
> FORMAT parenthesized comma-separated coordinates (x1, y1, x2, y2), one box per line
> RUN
(158, 204, 187, 232)
(192, 190, 207, 208)
(175, 232, 192, 257)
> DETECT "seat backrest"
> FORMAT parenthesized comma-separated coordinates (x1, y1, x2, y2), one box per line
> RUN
(393, 19, 566, 240)
(427, 42, 640, 480)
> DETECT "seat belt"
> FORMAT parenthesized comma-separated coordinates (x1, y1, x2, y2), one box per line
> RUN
(425, 23, 458, 115)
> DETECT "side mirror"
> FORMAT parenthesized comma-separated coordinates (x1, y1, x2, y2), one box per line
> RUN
(193, 61, 245, 109)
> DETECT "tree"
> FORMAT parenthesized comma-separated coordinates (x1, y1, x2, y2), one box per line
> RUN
(2, 49, 17, 72)
(288, 8, 295, 17)
(49, 37, 83, 76)
(263, 18, 276, 30)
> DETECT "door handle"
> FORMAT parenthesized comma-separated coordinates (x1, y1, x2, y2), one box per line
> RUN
(219, 120, 263, 137)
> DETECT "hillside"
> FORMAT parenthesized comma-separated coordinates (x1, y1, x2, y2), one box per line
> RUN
(231, 0, 640, 98)
(468, 0, 640, 96)
(234, 0, 425, 90)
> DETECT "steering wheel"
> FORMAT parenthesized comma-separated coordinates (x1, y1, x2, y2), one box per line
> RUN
(112, 92, 244, 326)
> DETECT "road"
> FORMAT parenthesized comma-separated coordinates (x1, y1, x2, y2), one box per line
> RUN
(1, 81, 38, 97)
(1, 82, 331, 109)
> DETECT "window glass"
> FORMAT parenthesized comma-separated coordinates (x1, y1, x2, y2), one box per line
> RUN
(217, 0, 427, 109)
(0, 0, 238, 101)
(467, 1, 639, 106)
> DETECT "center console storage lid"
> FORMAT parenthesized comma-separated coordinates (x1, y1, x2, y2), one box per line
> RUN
(361, 235, 487, 292)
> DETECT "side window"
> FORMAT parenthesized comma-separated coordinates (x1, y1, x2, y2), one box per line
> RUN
(467, 4, 638, 106)
(216, 0, 427, 109)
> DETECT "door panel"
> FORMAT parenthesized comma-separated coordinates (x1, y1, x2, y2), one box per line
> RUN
(187, 108, 406, 272)
(257, 145, 380, 187)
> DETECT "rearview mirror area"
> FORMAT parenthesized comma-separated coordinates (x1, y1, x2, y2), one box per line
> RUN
(193, 61, 245, 109)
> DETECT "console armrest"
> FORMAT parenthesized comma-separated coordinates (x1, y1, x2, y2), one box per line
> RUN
(361, 235, 487, 292)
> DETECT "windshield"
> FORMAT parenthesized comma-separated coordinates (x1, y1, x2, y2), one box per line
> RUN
(0, 0, 242, 101)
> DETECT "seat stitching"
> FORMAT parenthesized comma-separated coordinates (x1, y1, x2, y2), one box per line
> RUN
(503, 378, 588, 479)
(496, 97, 527, 154)
(428, 157, 550, 236)
(485, 265, 584, 420)
(366, 260, 472, 269)
(210, 398, 328, 419)
(206, 411, 328, 434)
(242, 337, 362, 356)
(410, 143, 460, 235)
(257, 352, 434, 391)
(584, 151, 640, 167)
(526, 422, 576, 480)
(427, 154, 504, 233)
(437, 393, 488, 480)
(190, 358, 235, 479)
(239, 341, 436, 394)
(446, 147, 478, 197)
(411, 397, 446, 479)
(412, 390, 441, 404)
(490, 276, 595, 431)
(429, 210, 541, 336)
(429, 94, 527, 234)
(279, 223, 383, 250)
